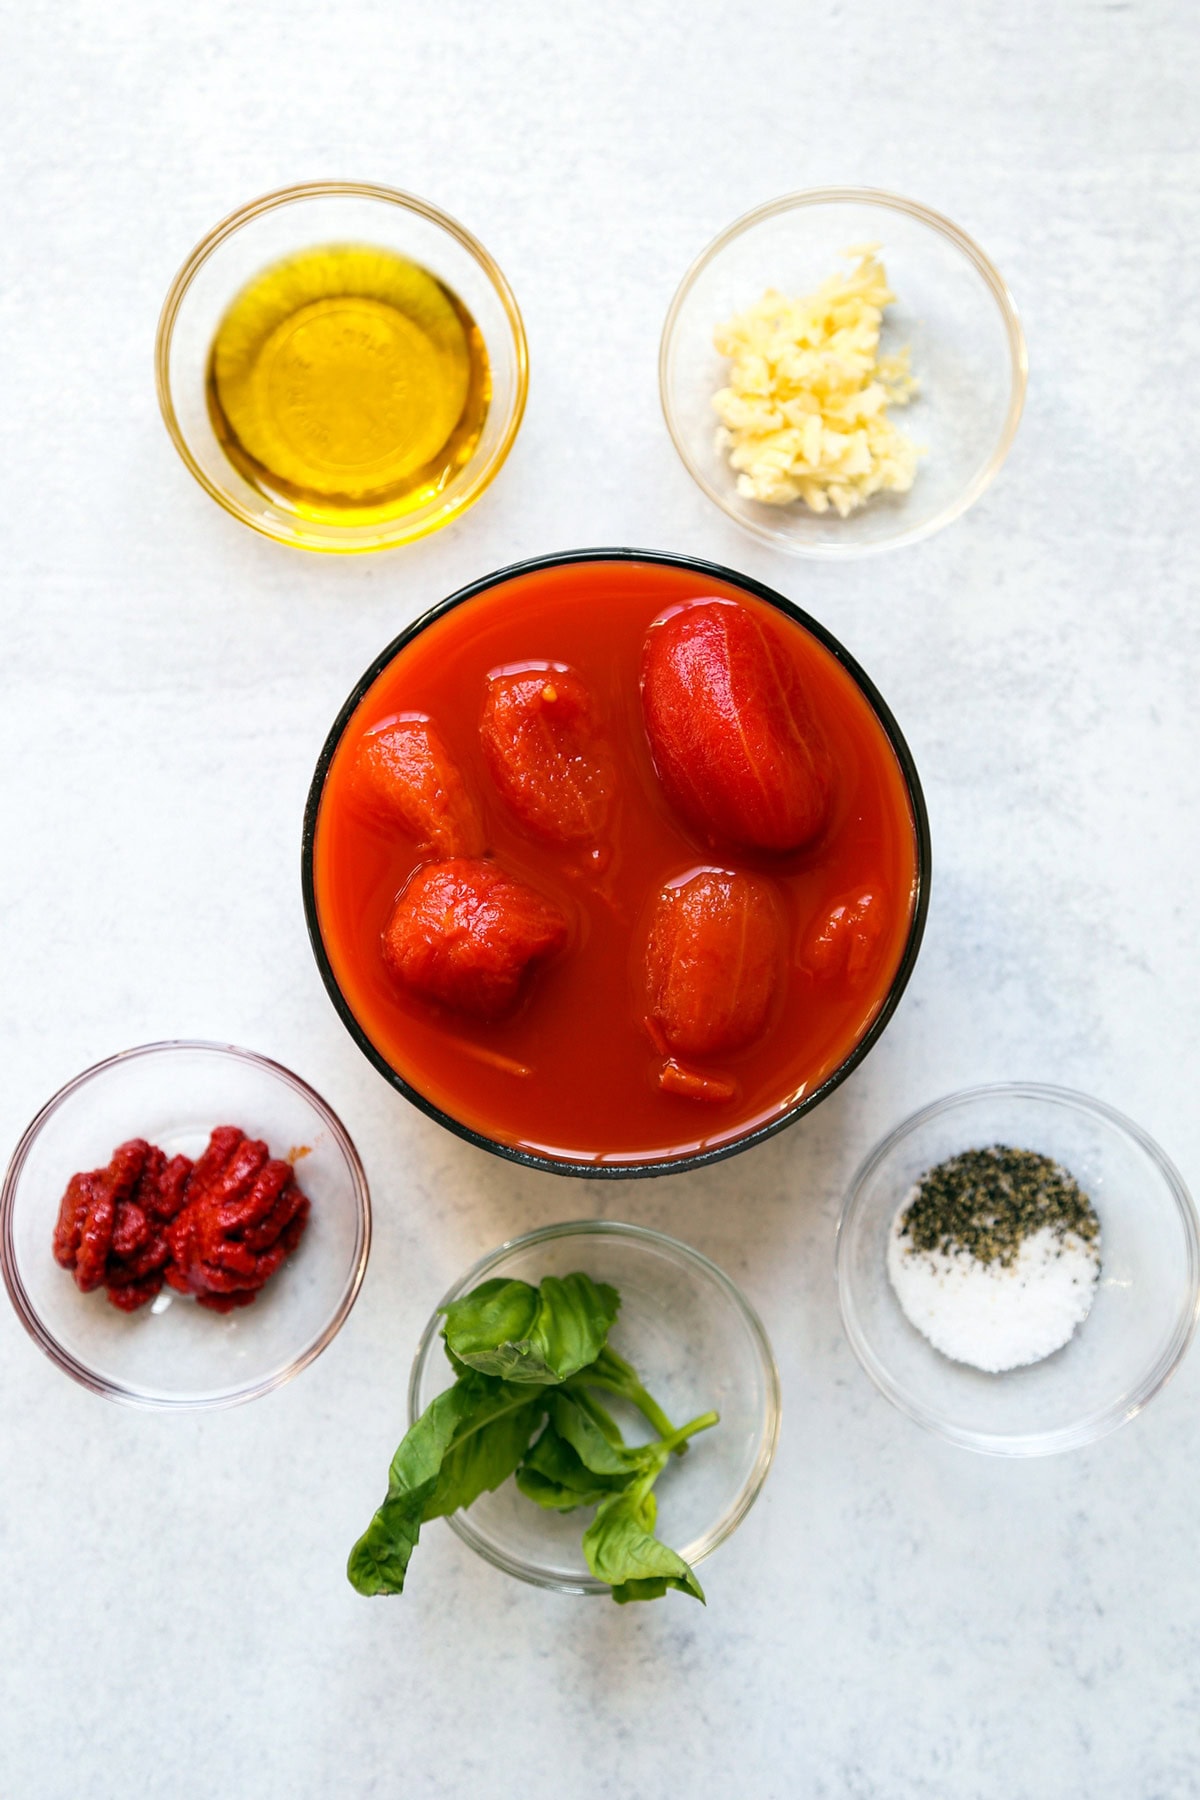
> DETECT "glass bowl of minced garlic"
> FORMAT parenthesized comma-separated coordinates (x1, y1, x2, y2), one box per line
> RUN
(659, 189, 1027, 558)
(835, 1084, 1200, 1455)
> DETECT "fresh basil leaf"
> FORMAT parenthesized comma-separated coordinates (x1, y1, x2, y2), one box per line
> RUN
(515, 1424, 628, 1512)
(575, 1386, 623, 1445)
(424, 1387, 546, 1520)
(530, 1272, 620, 1378)
(514, 1467, 583, 1511)
(548, 1389, 654, 1477)
(443, 1271, 620, 1385)
(351, 1268, 717, 1609)
(582, 1475, 705, 1605)
(610, 1577, 672, 1604)
(440, 1279, 540, 1364)
(347, 1489, 430, 1597)
(442, 1336, 475, 1379)
(348, 1375, 545, 1596)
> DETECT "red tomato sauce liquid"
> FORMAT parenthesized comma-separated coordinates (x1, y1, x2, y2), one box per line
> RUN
(312, 561, 920, 1166)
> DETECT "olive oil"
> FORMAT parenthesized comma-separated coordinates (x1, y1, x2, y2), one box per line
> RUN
(206, 244, 490, 525)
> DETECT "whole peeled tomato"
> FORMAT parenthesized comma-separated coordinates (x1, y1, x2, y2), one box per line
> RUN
(480, 665, 614, 846)
(641, 599, 832, 853)
(383, 857, 569, 1020)
(802, 888, 887, 987)
(353, 715, 485, 858)
(645, 867, 786, 1058)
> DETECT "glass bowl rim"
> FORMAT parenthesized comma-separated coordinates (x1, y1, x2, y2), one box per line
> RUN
(0, 1037, 373, 1410)
(154, 178, 531, 554)
(659, 185, 1029, 560)
(300, 544, 933, 1177)
(407, 1216, 782, 1594)
(834, 1080, 1200, 1455)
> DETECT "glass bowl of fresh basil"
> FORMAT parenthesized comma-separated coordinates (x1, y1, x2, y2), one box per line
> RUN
(394, 1220, 780, 1597)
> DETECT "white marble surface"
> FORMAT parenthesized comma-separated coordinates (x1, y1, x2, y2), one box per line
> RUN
(2, 3, 1198, 1795)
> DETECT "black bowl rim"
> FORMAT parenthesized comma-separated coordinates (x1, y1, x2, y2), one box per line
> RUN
(300, 547, 932, 1179)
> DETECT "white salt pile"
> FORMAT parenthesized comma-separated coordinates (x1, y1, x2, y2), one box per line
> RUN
(886, 1145, 1101, 1374)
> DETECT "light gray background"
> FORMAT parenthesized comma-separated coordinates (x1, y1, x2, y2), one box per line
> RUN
(2, 3, 1198, 1796)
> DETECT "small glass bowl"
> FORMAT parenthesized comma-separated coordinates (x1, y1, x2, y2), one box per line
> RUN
(660, 188, 1027, 558)
(155, 181, 529, 553)
(408, 1220, 780, 1593)
(1, 1041, 371, 1408)
(836, 1084, 1200, 1455)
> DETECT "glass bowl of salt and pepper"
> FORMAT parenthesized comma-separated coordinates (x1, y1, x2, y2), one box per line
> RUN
(835, 1083, 1200, 1456)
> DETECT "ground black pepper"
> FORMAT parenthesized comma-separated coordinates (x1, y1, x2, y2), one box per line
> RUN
(898, 1144, 1099, 1268)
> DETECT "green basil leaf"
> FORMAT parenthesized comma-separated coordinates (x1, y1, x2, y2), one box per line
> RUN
(515, 1422, 629, 1511)
(443, 1271, 620, 1385)
(424, 1387, 546, 1520)
(348, 1375, 545, 1596)
(582, 1477, 705, 1606)
(514, 1467, 581, 1511)
(347, 1488, 432, 1597)
(382, 1378, 492, 1497)
(574, 1386, 623, 1445)
(440, 1279, 540, 1363)
(610, 1577, 672, 1604)
(442, 1337, 475, 1379)
(548, 1389, 655, 1477)
(529, 1272, 620, 1378)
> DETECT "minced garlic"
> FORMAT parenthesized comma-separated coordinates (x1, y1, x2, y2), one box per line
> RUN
(711, 246, 920, 517)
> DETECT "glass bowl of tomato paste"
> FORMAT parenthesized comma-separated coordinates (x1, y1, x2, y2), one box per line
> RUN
(303, 549, 931, 1175)
(408, 1220, 781, 1594)
(0, 1041, 371, 1408)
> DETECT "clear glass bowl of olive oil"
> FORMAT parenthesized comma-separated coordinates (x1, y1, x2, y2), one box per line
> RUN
(156, 183, 528, 553)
